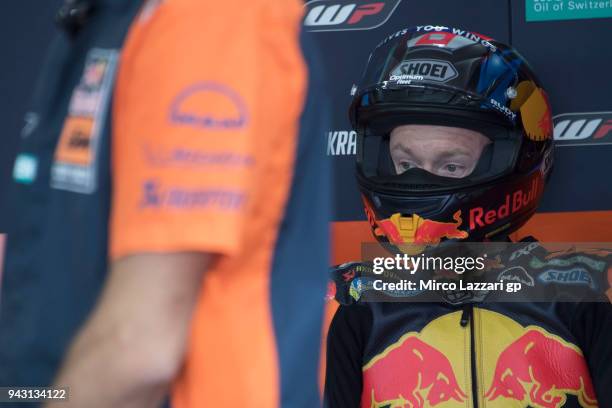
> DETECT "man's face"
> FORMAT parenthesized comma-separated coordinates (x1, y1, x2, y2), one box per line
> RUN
(389, 125, 491, 178)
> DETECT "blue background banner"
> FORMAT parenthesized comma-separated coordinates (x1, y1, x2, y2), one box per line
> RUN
(0, 1, 610, 247)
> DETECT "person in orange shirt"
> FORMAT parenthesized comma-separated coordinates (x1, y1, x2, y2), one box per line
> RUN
(0, 0, 329, 407)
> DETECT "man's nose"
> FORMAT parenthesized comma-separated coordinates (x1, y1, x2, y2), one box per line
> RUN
(421, 162, 436, 175)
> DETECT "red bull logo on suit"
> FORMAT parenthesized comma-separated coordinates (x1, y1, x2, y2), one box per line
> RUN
(485, 328, 597, 408)
(361, 311, 470, 408)
(360, 309, 598, 408)
(362, 334, 467, 407)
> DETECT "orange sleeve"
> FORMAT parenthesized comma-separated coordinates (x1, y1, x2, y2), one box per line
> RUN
(109, 0, 301, 260)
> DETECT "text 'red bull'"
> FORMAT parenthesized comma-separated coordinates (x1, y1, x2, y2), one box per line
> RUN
(362, 335, 467, 408)
(485, 329, 598, 408)
(469, 177, 541, 230)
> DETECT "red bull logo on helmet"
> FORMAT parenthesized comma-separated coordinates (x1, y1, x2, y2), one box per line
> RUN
(375, 210, 469, 245)
(510, 81, 553, 141)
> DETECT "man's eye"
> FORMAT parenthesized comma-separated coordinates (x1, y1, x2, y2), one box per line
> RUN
(399, 162, 416, 172)
(441, 163, 467, 177)
(446, 164, 459, 173)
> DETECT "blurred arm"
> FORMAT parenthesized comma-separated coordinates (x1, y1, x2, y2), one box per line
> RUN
(47, 252, 210, 408)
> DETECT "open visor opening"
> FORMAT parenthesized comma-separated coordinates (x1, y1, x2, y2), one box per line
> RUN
(358, 115, 521, 193)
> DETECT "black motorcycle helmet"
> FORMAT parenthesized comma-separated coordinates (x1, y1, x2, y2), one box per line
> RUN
(350, 26, 554, 247)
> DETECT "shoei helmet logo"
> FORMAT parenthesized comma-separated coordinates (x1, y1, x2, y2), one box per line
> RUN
(553, 111, 612, 146)
(390, 59, 458, 83)
(303, 0, 401, 32)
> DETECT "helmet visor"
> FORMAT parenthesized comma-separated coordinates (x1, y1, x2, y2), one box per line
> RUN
(358, 117, 521, 192)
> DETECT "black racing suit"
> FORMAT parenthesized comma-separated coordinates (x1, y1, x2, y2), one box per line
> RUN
(324, 240, 612, 408)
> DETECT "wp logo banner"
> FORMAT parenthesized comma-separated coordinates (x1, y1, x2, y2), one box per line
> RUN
(303, 0, 401, 32)
(553, 112, 612, 146)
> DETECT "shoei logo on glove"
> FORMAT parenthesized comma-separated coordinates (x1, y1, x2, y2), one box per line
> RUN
(390, 59, 458, 84)
(538, 268, 597, 290)
(303, 0, 401, 32)
(169, 82, 248, 130)
(553, 111, 612, 146)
